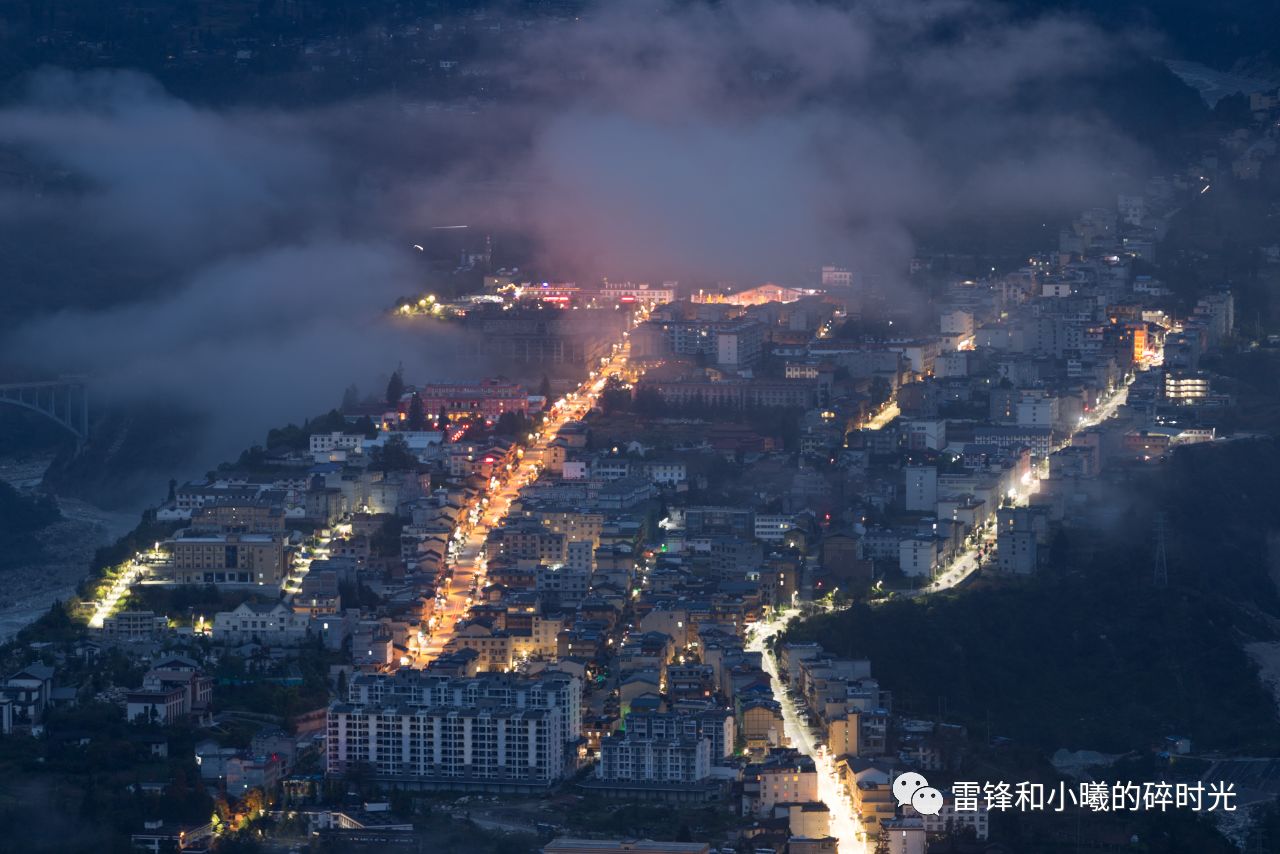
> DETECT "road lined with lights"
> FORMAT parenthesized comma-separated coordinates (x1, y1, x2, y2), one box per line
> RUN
(748, 610, 870, 854)
(416, 320, 642, 665)
(916, 370, 1138, 597)
(88, 546, 165, 628)
(283, 527, 333, 597)
(859, 401, 899, 431)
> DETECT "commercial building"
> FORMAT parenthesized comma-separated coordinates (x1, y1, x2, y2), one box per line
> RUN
(190, 498, 286, 534)
(168, 532, 288, 588)
(597, 281, 677, 306)
(491, 522, 568, 564)
(413, 379, 529, 421)
(463, 305, 625, 368)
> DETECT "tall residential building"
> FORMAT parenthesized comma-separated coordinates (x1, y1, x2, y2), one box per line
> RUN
(622, 710, 736, 761)
(596, 734, 711, 783)
(328, 703, 565, 789)
(903, 466, 938, 513)
(343, 669, 581, 745)
(716, 320, 764, 368)
(328, 670, 582, 791)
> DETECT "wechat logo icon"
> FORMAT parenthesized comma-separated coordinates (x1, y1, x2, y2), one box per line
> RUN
(893, 771, 945, 816)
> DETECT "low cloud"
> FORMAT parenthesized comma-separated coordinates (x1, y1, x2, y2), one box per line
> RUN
(0, 0, 1164, 487)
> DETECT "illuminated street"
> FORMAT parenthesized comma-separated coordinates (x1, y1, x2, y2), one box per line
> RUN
(87, 546, 165, 628)
(416, 320, 641, 665)
(859, 401, 899, 431)
(747, 610, 871, 854)
(920, 370, 1140, 596)
(1, 4, 1270, 850)
(283, 527, 333, 597)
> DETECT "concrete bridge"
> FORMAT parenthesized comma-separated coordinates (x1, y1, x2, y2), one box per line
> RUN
(0, 378, 90, 445)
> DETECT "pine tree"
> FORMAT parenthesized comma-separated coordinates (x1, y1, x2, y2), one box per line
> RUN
(385, 370, 405, 407)
(407, 393, 426, 429)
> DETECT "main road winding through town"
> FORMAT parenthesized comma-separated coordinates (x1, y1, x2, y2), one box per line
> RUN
(416, 327, 639, 665)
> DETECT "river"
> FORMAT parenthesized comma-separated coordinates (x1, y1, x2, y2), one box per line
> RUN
(0, 455, 140, 641)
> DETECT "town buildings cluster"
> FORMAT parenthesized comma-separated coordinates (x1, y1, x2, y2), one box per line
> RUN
(0, 161, 1257, 853)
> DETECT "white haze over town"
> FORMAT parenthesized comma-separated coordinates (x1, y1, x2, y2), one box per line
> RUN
(0, 0, 1158, 488)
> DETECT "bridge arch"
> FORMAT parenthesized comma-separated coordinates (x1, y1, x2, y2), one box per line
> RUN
(0, 380, 89, 445)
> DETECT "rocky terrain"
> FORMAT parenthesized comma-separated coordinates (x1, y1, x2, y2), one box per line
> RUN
(0, 455, 137, 640)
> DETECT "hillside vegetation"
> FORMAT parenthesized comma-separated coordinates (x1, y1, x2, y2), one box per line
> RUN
(786, 438, 1280, 754)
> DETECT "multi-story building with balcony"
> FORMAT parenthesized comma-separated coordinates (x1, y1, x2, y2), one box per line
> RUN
(596, 734, 711, 783)
(328, 670, 582, 792)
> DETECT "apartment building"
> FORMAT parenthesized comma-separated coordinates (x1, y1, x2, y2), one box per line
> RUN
(596, 734, 711, 783)
(328, 670, 583, 791)
(622, 710, 735, 761)
(328, 703, 565, 790)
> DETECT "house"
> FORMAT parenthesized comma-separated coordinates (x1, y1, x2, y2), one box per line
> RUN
(739, 699, 787, 753)
(99, 610, 169, 640)
(126, 660, 214, 725)
(4, 664, 55, 726)
(226, 752, 285, 795)
(195, 739, 241, 782)
(126, 686, 187, 725)
(213, 601, 311, 645)
(744, 757, 819, 815)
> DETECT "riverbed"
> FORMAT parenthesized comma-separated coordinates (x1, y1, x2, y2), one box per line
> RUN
(0, 455, 139, 640)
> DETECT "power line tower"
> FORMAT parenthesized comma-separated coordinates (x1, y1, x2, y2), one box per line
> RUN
(1153, 512, 1169, 588)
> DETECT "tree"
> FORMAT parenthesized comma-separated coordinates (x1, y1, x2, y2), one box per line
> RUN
(538, 375, 552, 400)
(437, 405, 450, 431)
(634, 386, 666, 417)
(341, 384, 360, 411)
(239, 787, 266, 818)
(599, 377, 632, 414)
(370, 435, 418, 472)
(371, 516, 405, 557)
(494, 410, 529, 436)
(407, 393, 426, 429)
(385, 369, 405, 407)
